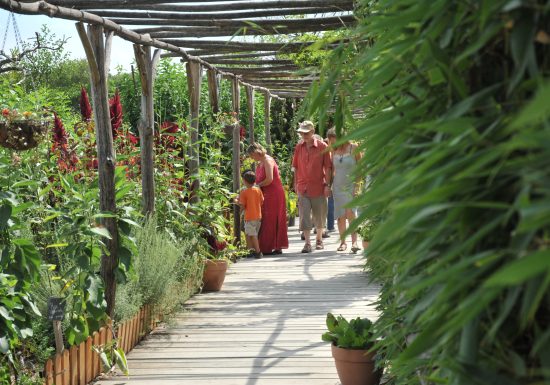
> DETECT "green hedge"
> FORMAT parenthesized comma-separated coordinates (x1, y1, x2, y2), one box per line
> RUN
(308, 1, 550, 384)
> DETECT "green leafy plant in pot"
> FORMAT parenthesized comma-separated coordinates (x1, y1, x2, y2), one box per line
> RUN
(322, 313, 382, 385)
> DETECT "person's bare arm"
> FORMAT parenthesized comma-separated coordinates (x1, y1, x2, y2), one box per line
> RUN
(257, 158, 274, 187)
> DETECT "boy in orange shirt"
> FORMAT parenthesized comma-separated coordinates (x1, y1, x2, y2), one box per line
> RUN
(238, 171, 264, 259)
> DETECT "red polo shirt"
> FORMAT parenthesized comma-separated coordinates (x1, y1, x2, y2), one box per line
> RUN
(292, 137, 332, 198)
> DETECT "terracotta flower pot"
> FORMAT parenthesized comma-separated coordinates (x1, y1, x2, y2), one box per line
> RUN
(202, 259, 228, 291)
(331, 344, 381, 385)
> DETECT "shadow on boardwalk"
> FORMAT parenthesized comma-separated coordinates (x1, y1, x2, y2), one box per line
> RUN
(96, 227, 379, 385)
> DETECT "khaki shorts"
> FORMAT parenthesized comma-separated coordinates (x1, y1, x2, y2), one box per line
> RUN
(244, 219, 261, 236)
(298, 195, 327, 231)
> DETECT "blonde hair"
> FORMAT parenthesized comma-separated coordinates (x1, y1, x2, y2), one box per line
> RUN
(246, 142, 266, 156)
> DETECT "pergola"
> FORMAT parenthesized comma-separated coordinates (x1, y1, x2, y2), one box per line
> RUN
(0, 0, 355, 315)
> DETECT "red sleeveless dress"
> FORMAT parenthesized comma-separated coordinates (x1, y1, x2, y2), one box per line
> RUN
(255, 157, 289, 253)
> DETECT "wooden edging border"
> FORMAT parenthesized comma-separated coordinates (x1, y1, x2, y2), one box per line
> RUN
(43, 304, 161, 385)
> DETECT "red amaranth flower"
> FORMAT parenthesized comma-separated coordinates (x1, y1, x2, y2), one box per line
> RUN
(109, 89, 123, 138)
(52, 113, 68, 150)
(239, 125, 245, 140)
(80, 87, 92, 122)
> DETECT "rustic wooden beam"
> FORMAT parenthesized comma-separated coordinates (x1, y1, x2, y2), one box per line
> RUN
(133, 43, 160, 216)
(0, 0, 284, 100)
(246, 79, 315, 85)
(69, 0, 353, 12)
(231, 76, 241, 245)
(241, 72, 317, 78)
(49, 0, 348, 5)
(77, 22, 118, 318)
(142, 23, 350, 39)
(216, 65, 301, 72)
(164, 51, 281, 59)
(190, 59, 294, 66)
(264, 92, 272, 156)
(128, 15, 354, 30)
(132, 22, 350, 38)
(186, 60, 202, 204)
(88, 10, 354, 21)
(207, 69, 220, 114)
(271, 91, 307, 98)
(246, 85, 255, 144)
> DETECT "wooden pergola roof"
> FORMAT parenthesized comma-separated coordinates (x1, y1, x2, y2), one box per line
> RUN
(3, 0, 355, 99)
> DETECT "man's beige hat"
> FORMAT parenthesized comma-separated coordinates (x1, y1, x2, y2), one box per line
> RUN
(297, 121, 314, 133)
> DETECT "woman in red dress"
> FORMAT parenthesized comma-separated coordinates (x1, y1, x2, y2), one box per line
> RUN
(247, 143, 289, 254)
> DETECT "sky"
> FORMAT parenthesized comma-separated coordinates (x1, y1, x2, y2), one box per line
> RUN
(1, 10, 140, 72)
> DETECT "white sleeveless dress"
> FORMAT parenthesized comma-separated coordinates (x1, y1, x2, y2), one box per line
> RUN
(332, 148, 357, 218)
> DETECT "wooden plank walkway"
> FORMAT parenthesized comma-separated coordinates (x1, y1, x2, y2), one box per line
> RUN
(95, 226, 379, 385)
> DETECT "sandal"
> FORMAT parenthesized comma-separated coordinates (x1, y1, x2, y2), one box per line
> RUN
(337, 243, 347, 252)
(350, 244, 361, 253)
(315, 240, 324, 250)
(301, 243, 312, 253)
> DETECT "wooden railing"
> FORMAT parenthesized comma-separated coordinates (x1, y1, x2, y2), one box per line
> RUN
(43, 304, 158, 385)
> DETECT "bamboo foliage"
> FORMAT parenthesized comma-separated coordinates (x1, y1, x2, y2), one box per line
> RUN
(307, 0, 550, 384)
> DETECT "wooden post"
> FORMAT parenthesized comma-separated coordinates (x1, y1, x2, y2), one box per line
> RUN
(53, 320, 64, 355)
(133, 43, 161, 216)
(76, 22, 118, 317)
(231, 76, 241, 245)
(207, 69, 220, 114)
(186, 60, 202, 204)
(264, 92, 272, 155)
(246, 85, 255, 144)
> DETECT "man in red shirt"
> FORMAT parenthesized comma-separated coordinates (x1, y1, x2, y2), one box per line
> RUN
(292, 121, 333, 253)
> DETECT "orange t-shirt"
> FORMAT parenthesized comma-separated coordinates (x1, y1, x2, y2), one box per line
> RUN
(239, 186, 264, 221)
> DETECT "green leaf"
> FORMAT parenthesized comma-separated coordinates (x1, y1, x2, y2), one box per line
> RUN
(485, 250, 550, 287)
(0, 204, 12, 228)
(113, 348, 129, 375)
(0, 336, 9, 354)
(90, 226, 112, 239)
(509, 82, 550, 129)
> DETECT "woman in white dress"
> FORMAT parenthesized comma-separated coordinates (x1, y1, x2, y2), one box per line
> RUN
(327, 128, 362, 253)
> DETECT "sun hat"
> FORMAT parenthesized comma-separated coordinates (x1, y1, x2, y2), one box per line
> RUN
(297, 120, 314, 133)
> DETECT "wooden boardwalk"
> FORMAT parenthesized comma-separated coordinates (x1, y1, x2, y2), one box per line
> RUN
(96, 227, 379, 385)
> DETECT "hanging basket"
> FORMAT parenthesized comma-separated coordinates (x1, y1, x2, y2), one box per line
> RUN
(0, 120, 49, 151)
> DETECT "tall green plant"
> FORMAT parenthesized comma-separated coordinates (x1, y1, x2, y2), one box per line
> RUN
(307, 1, 550, 384)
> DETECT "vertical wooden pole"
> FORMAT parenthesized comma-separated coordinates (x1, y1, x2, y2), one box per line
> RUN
(54, 353, 63, 385)
(53, 320, 64, 355)
(246, 85, 255, 144)
(78, 341, 86, 385)
(186, 60, 202, 204)
(85, 337, 92, 383)
(207, 69, 220, 115)
(76, 22, 118, 317)
(62, 349, 70, 385)
(231, 76, 241, 245)
(264, 92, 272, 156)
(69, 345, 78, 385)
(133, 44, 161, 216)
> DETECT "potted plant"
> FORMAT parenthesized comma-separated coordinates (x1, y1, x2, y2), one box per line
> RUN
(201, 227, 230, 292)
(358, 217, 380, 250)
(285, 188, 298, 227)
(322, 313, 382, 385)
